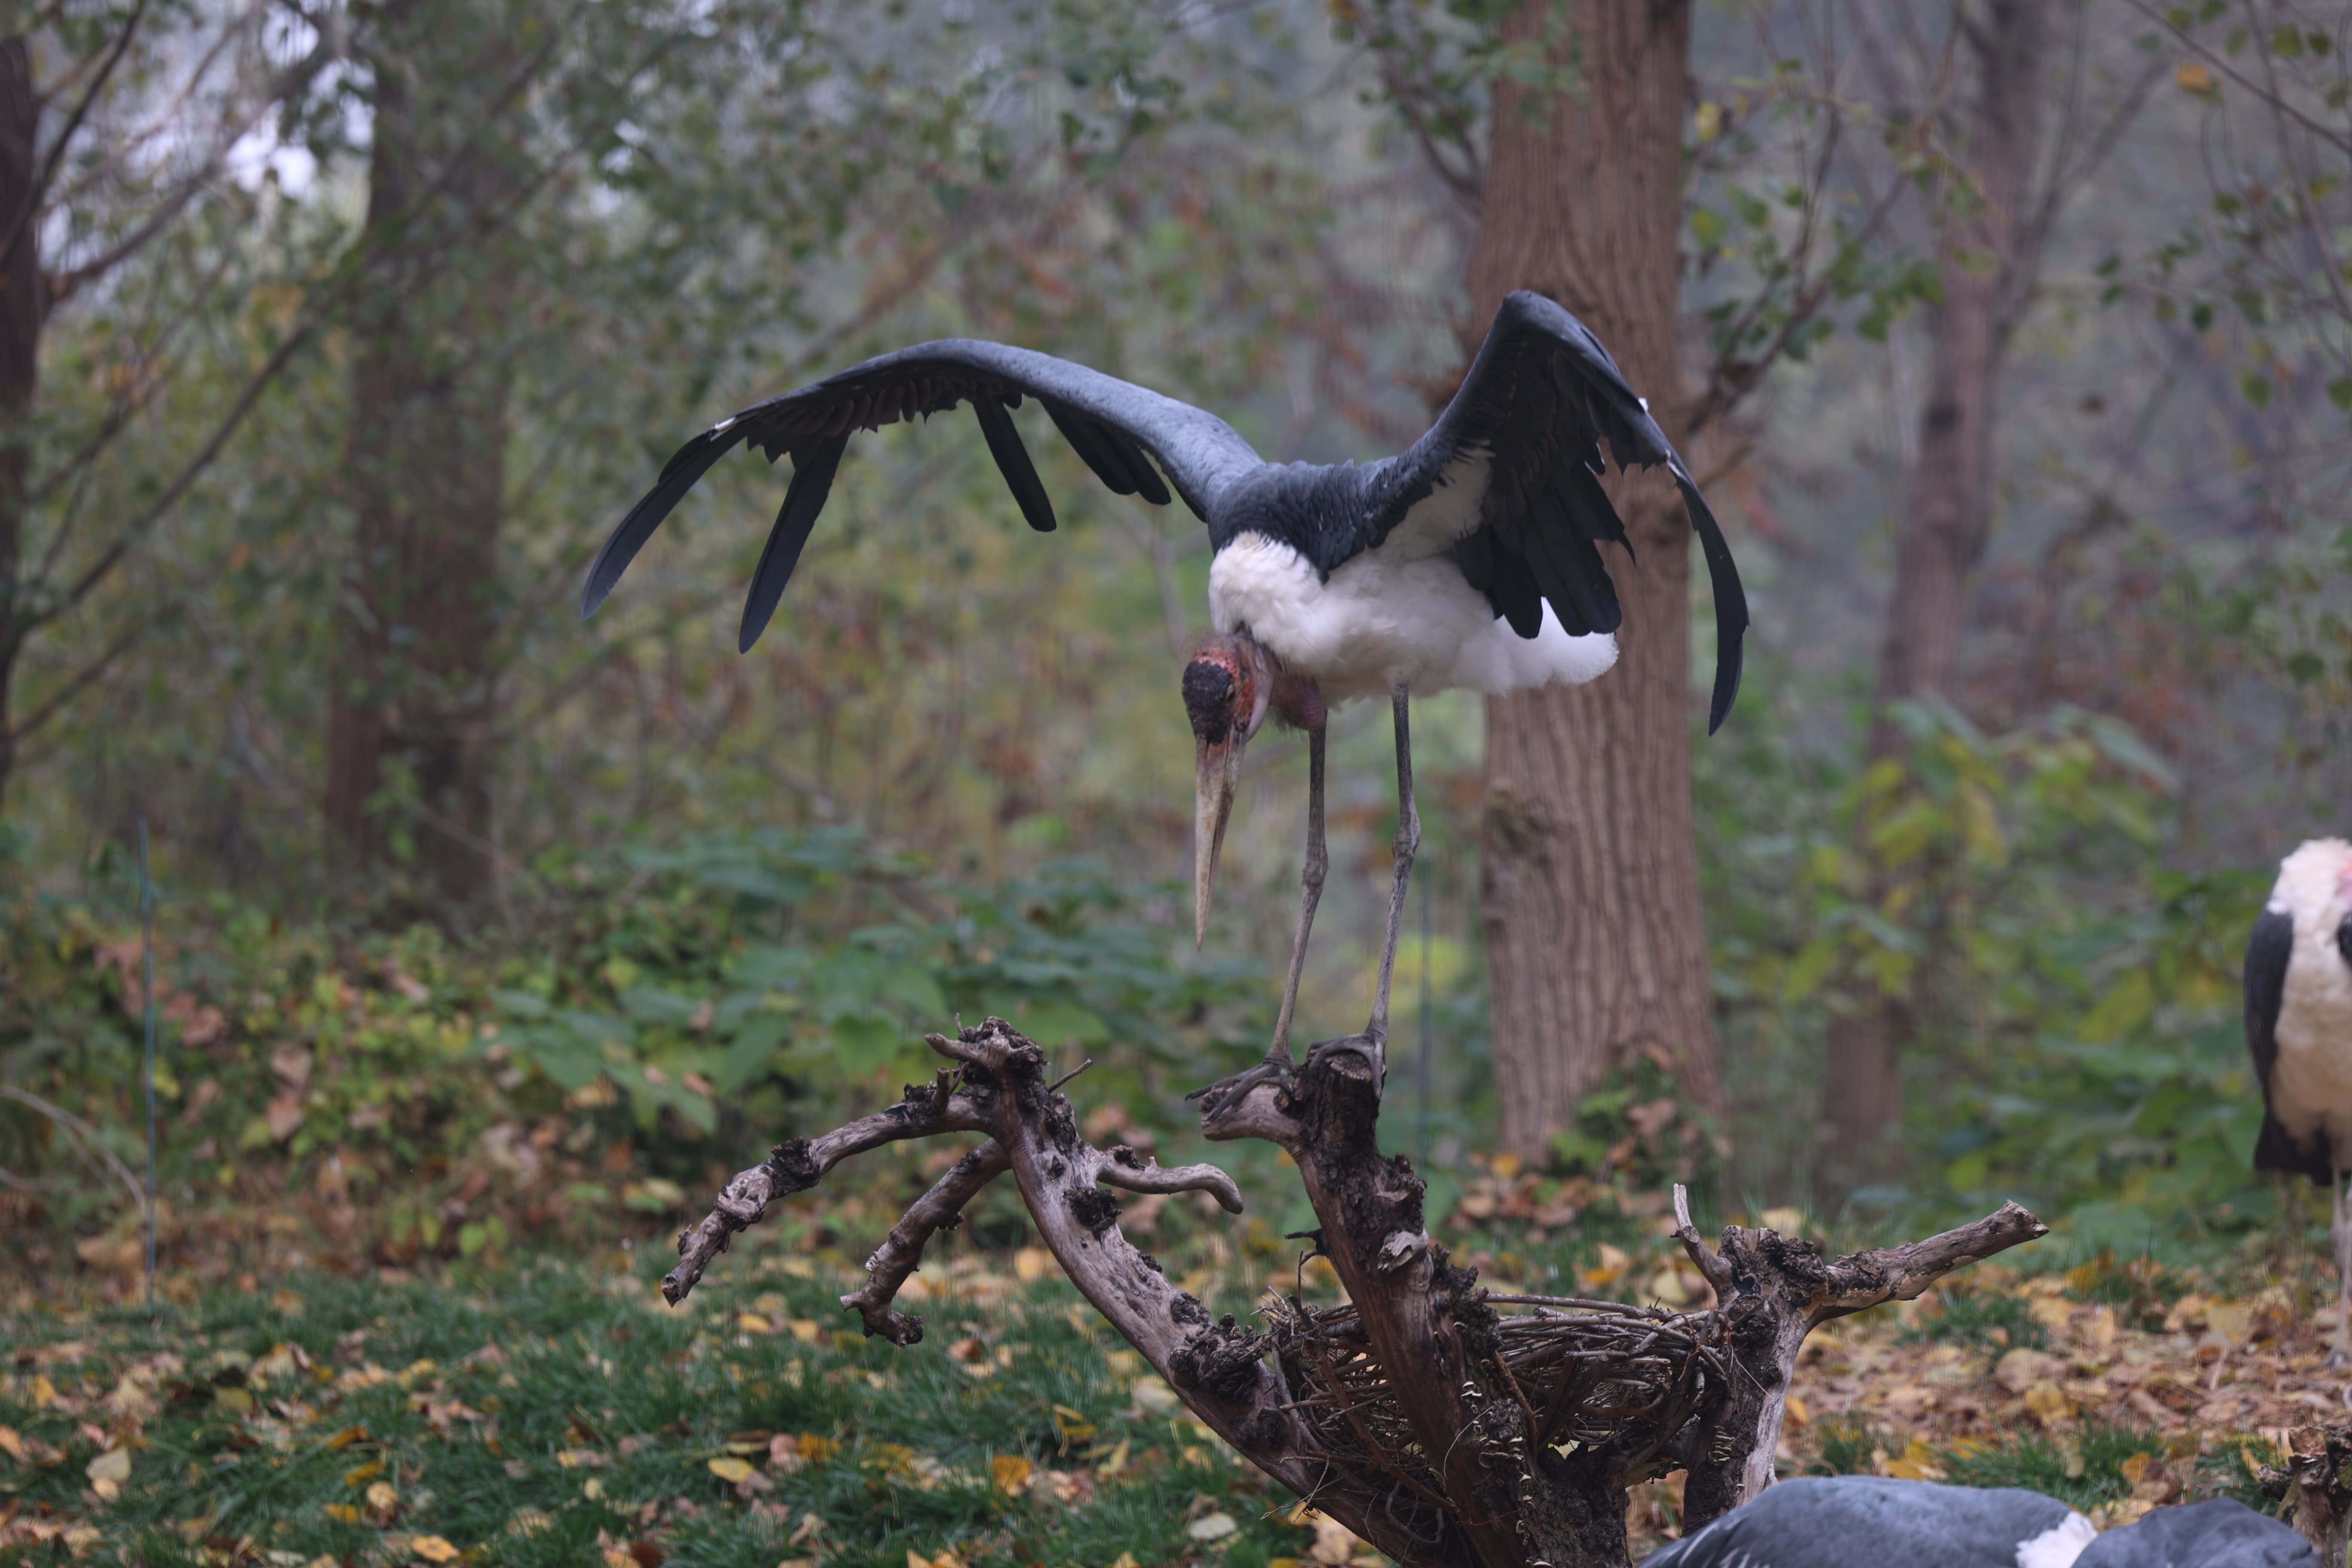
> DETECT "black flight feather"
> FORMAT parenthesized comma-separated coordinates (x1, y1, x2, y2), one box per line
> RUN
(579, 425, 745, 618)
(971, 394, 1057, 533)
(738, 431, 849, 652)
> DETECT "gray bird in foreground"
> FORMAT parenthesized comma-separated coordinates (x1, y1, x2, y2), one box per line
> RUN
(1642, 1479, 2315, 1568)
(2075, 1499, 2319, 1567)
(1640, 1477, 2094, 1568)
(582, 291, 1746, 1106)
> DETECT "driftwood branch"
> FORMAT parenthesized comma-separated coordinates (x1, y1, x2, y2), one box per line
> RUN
(665, 1017, 2046, 1568)
(2260, 1425, 2352, 1567)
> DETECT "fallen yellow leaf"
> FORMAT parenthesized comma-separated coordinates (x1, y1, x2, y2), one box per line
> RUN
(991, 1454, 1034, 1494)
(323, 1503, 361, 1524)
(344, 1459, 385, 1487)
(324, 1425, 368, 1450)
(408, 1537, 461, 1564)
(0, 1425, 23, 1461)
(85, 1446, 132, 1496)
(365, 1480, 398, 1511)
(708, 1455, 755, 1483)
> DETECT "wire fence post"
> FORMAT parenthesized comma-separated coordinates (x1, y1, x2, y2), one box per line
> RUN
(139, 821, 157, 1306)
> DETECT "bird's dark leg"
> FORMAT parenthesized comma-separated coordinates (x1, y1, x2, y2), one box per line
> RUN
(1269, 725, 1329, 1060)
(1302, 683, 1417, 1086)
(1367, 681, 1420, 1043)
(1189, 727, 1328, 1116)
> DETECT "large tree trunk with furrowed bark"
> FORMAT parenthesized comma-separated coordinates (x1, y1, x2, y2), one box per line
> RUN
(1467, 0, 1721, 1158)
(663, 1012, 2046, 1568)
(0, 39, 39, 807)
(324, 0, 524, 912)
(1824, 0, 2051, 1195)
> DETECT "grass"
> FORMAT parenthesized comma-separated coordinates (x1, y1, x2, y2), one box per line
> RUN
(0, 1252, 1319, 1567)
(1897, 1289, 2049, 1353)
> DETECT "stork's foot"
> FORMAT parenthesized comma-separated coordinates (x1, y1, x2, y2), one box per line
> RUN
(1303, 1029, 1385, 1085)
(1186, 1054, 1293, 1120)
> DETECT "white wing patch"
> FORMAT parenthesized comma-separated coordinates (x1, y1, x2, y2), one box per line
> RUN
(1367, 450, 1491, 563)
(2014, 1511, 2095, 1568)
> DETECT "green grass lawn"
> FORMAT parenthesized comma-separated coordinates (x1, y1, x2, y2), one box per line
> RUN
(0, 1248, 1321, 1568)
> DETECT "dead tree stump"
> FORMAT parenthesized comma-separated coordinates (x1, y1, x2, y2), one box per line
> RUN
(665, 1019, 2047, 1568)
(2259, 1425, 2351, 1568)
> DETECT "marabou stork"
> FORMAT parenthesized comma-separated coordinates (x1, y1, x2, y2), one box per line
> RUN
(2244, 836, 2352, 1361)
(1640, 1477, 2095, 1568)
(1639, 1481, 2312, 1568)
(581, 291, 1747, 1102)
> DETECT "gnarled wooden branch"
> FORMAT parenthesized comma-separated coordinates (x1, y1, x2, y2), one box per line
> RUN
(1669, 1184, 2051, 1526)
(842, 1138, 1011, 1345)
(665, 1017, 2047, 1568)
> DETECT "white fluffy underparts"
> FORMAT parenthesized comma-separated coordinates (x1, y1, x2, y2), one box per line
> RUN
(1207, 532, 1617, 704)
(2270, 837, 2352, 1160)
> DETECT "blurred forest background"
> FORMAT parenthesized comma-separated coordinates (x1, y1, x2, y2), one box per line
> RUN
(2, 0, 2349, 1293)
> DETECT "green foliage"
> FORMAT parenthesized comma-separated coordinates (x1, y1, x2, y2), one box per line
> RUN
(1705, 696, 2271, 1254)
(0, 829, 1264, 1258)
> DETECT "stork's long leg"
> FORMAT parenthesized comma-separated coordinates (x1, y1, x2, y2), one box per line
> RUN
(2334, 1166, 2351, 1365)
(1268, 725, 1329, 1062)
(1188, 726, 1328, 1115)
(1368, 681, 1420, 1042)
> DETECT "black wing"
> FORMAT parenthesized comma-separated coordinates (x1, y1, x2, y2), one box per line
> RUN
(1360, 291, 1749, 733)
(581, 340, 1265, 651)
(2245, 904, 2331, 1182)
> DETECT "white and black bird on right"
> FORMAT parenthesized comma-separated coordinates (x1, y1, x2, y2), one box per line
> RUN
(582, 291, 1747, 1107)
(2244, 836, 2352, 1362)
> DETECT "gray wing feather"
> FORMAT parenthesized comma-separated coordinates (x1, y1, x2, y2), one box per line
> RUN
(581, 340, 1262, 637)
(1642, 1477, 2074, 1568)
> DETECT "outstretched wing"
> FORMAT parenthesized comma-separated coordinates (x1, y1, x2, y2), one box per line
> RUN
(1360, 291, 1749, 733)
(581, 340, 1265, 651)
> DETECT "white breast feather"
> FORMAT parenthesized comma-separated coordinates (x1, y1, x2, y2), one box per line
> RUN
(2013, 1512, 2095, 1568)
(2269, 838, 2352, 1160)
(1208, 531, 1616, 703)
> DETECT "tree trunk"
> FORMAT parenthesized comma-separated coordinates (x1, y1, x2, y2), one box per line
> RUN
(324, 0, 520, 911)
(1468, 0, 1720, 1158)
(1823, 0, 2049, 1194)
(0, 39, 40, 806)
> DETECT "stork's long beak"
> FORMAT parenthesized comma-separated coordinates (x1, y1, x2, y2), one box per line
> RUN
(1193, 732, 1246, 947)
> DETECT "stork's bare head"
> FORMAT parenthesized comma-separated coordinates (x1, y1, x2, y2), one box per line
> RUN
(1184, 634, 1271, 947)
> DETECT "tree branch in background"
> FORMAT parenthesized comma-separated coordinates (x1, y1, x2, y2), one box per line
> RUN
(0, 0, 152, 276)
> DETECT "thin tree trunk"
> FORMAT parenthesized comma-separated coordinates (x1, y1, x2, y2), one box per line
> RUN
(0, 39, 40, 805)
(1470, 0, 1721, 1160)
(324, 0, 518, 911)
(1823, 0, 2050, 1193)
